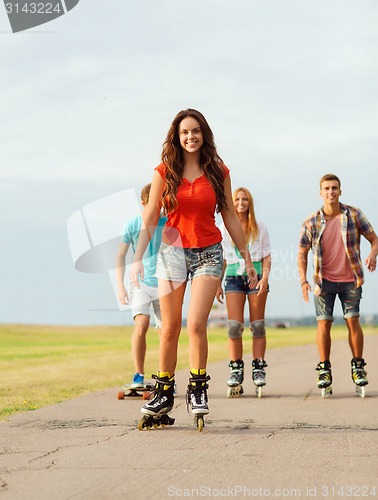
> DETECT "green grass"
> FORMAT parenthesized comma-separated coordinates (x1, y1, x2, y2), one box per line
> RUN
(1, 323, 377, 420)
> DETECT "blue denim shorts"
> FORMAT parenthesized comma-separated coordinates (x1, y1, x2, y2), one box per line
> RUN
(155, 242, 223, 282)
(224, 274, 269, 295)
(314, 279, 362, 321)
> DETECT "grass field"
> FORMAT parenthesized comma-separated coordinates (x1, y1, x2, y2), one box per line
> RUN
(1, 323, 377, 421)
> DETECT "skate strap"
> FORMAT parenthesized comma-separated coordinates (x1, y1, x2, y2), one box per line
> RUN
(151, 374, 175, 387)
(188, 374, 211, 384)
(316, 361, 331, 371)
(352, 358, 366, 368)
(252, 359, 267, 368)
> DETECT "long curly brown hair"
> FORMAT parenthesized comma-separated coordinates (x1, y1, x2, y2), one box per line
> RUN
(160, 109, 227, 214)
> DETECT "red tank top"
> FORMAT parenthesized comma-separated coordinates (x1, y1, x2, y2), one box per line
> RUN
(155, 163, 230, 248)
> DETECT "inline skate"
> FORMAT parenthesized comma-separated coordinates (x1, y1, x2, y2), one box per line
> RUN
(252, 358, 267, 398)
(138, 373, 175, 430)
(351, 358, 368, 398)
(186, 371, 211, 432)
(226, 359, 244, 398)
(316, 360, 333, 398)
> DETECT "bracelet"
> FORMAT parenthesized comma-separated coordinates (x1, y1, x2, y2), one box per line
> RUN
(301, 281, 309, 286)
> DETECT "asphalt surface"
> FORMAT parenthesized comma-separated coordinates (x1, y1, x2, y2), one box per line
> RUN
(1, 335, 377, 500)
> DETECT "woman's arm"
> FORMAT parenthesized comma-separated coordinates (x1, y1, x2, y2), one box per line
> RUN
(215, 259, 227, 303)
(130, 171, 164, 286)
(256, 254, 271, 296)
(220, 175, 257, 286)
(256, 224, 271, 295)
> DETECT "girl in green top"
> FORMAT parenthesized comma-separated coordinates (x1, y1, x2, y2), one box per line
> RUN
(217, 187, 271, 397)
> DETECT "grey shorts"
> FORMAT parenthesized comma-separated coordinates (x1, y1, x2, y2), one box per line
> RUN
(129, 282, 162, 328)
(314, 279, 362, 322)
(155, 242, 223, 282)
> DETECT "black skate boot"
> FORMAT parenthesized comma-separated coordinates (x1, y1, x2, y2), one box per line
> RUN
(252, 358, 268, 397)
(316, 360, 333, 398)
(186, 370, 211, 431)
(351, 358, 368, 398)
(227, 359, 244, 398)
(138, 373, 175, 430)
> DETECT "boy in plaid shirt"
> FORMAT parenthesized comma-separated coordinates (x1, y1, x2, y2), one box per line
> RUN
(298, 174, 377, 396)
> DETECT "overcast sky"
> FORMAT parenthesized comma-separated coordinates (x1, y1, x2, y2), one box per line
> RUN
(1, 0, 377, 326)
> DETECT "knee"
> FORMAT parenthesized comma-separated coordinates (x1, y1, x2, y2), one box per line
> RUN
(250, 320, 266, 339)
(317, 320, 332, 335)
(346, 317, 362, 333)
(228, 320, 244, 339)
(133, 315, 149, 335)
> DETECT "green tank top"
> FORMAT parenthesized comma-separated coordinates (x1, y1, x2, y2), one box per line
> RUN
(225, 247, 262, 276)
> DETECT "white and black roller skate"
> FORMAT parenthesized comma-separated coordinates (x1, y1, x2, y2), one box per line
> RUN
(252, 358, 267, 398)
(227, 359, 244, 398)
(351, 358, 368, 398)
(316, 360, 333, 398)
(186, 371, 211, 432)
(138, 373, 175, 430)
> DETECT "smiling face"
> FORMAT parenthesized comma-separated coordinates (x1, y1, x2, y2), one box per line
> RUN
(234, 190, 249, 215)
(178, 116, 204, 154)
(320, 179, 342, 206)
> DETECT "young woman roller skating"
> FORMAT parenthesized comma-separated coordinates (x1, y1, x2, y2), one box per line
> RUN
(130, 109, 256, 430)
(216, 187, 271, 398)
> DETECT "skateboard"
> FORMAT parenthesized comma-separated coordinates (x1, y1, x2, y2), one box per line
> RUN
(117, 383, 154, 400)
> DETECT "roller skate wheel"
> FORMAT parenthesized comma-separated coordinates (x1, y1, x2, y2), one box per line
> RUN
(321, 386, 332, 398)
(196, 416, 204, 432)
(137, 417, 147, 431)
(356, 385, 365, 398)
(117, 390, 125, 400)
(256, 386, 263, 398)
(227, 385, 243, 398)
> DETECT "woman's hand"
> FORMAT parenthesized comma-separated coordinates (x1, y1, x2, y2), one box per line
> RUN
(245, 254, 257, 289)
(216, 285, 224, 304)
(256, 275, 268, 296)
(130, 261, 144, 287)
(117, 286, 129, 305)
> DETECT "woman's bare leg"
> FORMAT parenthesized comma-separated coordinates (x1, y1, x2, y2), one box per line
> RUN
(186, 275, 221, 369)
(158, 279, 187, 375)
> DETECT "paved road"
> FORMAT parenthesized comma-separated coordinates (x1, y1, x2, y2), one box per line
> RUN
(1, 335, 377, 500)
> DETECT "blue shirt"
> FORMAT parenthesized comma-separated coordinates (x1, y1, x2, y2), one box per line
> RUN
(122, 215, 166, 287)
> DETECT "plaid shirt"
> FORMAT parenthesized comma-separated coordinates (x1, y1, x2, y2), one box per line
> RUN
(299, 203, 374, 289)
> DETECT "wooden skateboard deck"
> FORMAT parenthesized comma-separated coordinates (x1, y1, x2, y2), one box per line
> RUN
(117, 383, 154, 400)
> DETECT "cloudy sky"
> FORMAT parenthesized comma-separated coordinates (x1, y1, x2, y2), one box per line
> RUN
(1, 0, 377, 326)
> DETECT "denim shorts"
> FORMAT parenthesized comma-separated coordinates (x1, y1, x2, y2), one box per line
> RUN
(155, 242, 223, 282)
(224, 274, 269, 295)
(314, 279, 362, 321)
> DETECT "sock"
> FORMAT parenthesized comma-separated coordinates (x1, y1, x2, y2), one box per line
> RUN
(190, 368, 206, 386)
(158, 371, 174, 391)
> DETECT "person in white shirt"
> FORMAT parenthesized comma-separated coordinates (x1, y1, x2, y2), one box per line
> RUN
(217, 187, 271, 397)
